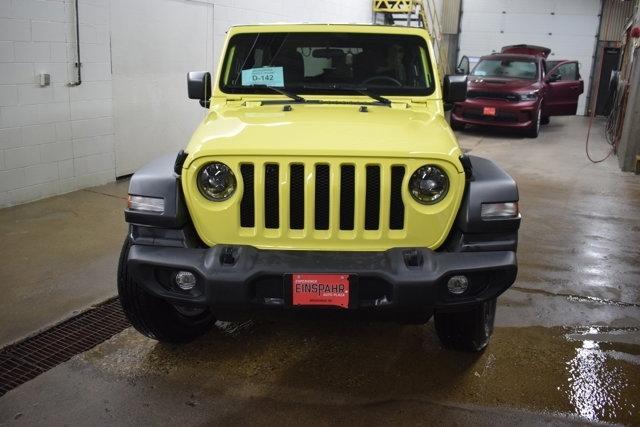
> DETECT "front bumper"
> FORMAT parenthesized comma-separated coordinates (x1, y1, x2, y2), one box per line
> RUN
(127, 244, 517, 316)
(452, 99, 538, 128)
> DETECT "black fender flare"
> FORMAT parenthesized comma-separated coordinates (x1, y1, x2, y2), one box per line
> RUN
(125, 153, 188, 228)
(456, 155, 520, 234)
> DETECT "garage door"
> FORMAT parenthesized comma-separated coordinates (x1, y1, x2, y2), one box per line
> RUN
(458, 0, 600, 115)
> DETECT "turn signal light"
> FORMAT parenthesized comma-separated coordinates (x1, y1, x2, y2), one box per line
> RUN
(481, 202, 519, 220)
(127, 195, 164, 213)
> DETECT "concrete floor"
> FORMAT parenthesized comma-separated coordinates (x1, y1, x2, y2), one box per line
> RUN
(0, 116, 639, 425)
(0, 181, 129, 347)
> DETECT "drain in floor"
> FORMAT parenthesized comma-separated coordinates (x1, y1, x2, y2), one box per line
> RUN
(0, 298, 130, 396)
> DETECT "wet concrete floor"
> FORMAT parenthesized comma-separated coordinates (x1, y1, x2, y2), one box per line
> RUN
(0, 116, 639, 425)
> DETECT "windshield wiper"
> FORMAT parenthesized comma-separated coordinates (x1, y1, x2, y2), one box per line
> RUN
(244, 84, 391, 106)
(354, 88, 392, 106)
(251, 84, 305, 103)
(328, 85, 392, 106)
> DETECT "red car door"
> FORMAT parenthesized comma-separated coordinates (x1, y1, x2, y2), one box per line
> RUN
(543, 61, 584, 116)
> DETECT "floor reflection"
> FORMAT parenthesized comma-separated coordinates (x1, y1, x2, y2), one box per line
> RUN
(566, 327, 631, 421)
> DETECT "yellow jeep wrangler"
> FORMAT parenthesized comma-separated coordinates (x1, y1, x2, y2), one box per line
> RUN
(118, 24, 520, 352)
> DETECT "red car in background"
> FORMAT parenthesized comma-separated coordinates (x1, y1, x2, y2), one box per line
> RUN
(450, 45, 584, 138)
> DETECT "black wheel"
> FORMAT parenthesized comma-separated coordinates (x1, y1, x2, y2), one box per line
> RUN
(117, 237, 215, 343)
(541, 116, 550, 125)
(434, 298, 496, 352)
(526, 108, 541, 138)
(450, 116, 465, 131)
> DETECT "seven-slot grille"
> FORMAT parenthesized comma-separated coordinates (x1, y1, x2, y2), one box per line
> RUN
(239, 163, 406, 232)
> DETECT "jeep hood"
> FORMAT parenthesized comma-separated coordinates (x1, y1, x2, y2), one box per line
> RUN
(184, 103, 463, 170)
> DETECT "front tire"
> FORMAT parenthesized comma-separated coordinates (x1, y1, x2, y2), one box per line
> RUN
(526, 107, 541, 138)
(117, 237, 215, 343)
(434, 298, 496, 352)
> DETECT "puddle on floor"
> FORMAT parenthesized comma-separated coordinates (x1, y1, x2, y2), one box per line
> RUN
(82, 319, 640, 425)
(562, 326, 640, 421)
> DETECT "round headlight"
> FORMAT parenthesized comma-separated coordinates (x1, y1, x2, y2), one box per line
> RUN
(409, 165, 449, 204)
(197, 162, 236, 201)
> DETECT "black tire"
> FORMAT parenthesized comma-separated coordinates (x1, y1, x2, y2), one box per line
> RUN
(450, 116, 465, 131)
(541, 116, 550, 125)
(526, 108, 541, 138)
(117, 237, 215, 343)
(434, 298, 496, 352)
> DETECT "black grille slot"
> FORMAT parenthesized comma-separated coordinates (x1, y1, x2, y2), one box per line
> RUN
(290, 164, 304, 230)
(365, 165, 380, 230)
(389, 166, 405, 229)
(264, 164, 279, 229)
(240, 164, 255, 227)
(340, 165, 355, 230)
(315, 164, 330, 230)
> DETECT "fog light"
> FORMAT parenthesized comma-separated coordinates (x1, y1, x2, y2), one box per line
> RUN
(174, 271, 196, 290)
(447, 275, 468, 295)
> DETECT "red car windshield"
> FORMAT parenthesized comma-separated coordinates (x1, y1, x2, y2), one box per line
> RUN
(472, 59, 537, 80)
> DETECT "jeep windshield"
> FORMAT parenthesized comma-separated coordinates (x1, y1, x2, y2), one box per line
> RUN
(471, 59, 538, 80)
(219, 32, 435, 97)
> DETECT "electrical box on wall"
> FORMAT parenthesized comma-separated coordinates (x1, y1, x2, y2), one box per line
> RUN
(38, 73, 50, 87)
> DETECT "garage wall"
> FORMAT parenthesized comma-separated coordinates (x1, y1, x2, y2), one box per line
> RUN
(0, 0, 372, 207)
(0, 0, 114, 207)
(457, 0, 601, 115)
(615, 2, 640, 172)
(110, 0, 214, 177)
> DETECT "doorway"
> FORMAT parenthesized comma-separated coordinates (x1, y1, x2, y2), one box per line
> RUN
(595, 47, 621, 116)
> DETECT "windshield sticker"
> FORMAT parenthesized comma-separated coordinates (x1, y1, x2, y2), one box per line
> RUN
(241, 67, 285, 87)
(474, 70, 487, 76)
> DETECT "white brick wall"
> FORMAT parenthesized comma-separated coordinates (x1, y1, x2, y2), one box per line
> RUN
(1, 0, 371, 207)
(0, 0, 115, 207)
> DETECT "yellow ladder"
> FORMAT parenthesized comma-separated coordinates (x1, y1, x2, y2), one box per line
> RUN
(372, 0, 448, 76)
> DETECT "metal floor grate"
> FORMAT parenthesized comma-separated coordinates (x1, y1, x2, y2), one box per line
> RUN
(0, 297, 129, 396)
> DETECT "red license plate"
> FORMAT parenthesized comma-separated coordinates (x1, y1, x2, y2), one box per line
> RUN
(292, 274, 350, 309)
(483, 107, 496, 116)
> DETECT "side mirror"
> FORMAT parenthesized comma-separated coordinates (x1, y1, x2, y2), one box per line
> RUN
(455, 67, 466, 75)
(187, 71, 211, 108)
(546, 73, 561, 83)
(443, 75, 467, 109)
